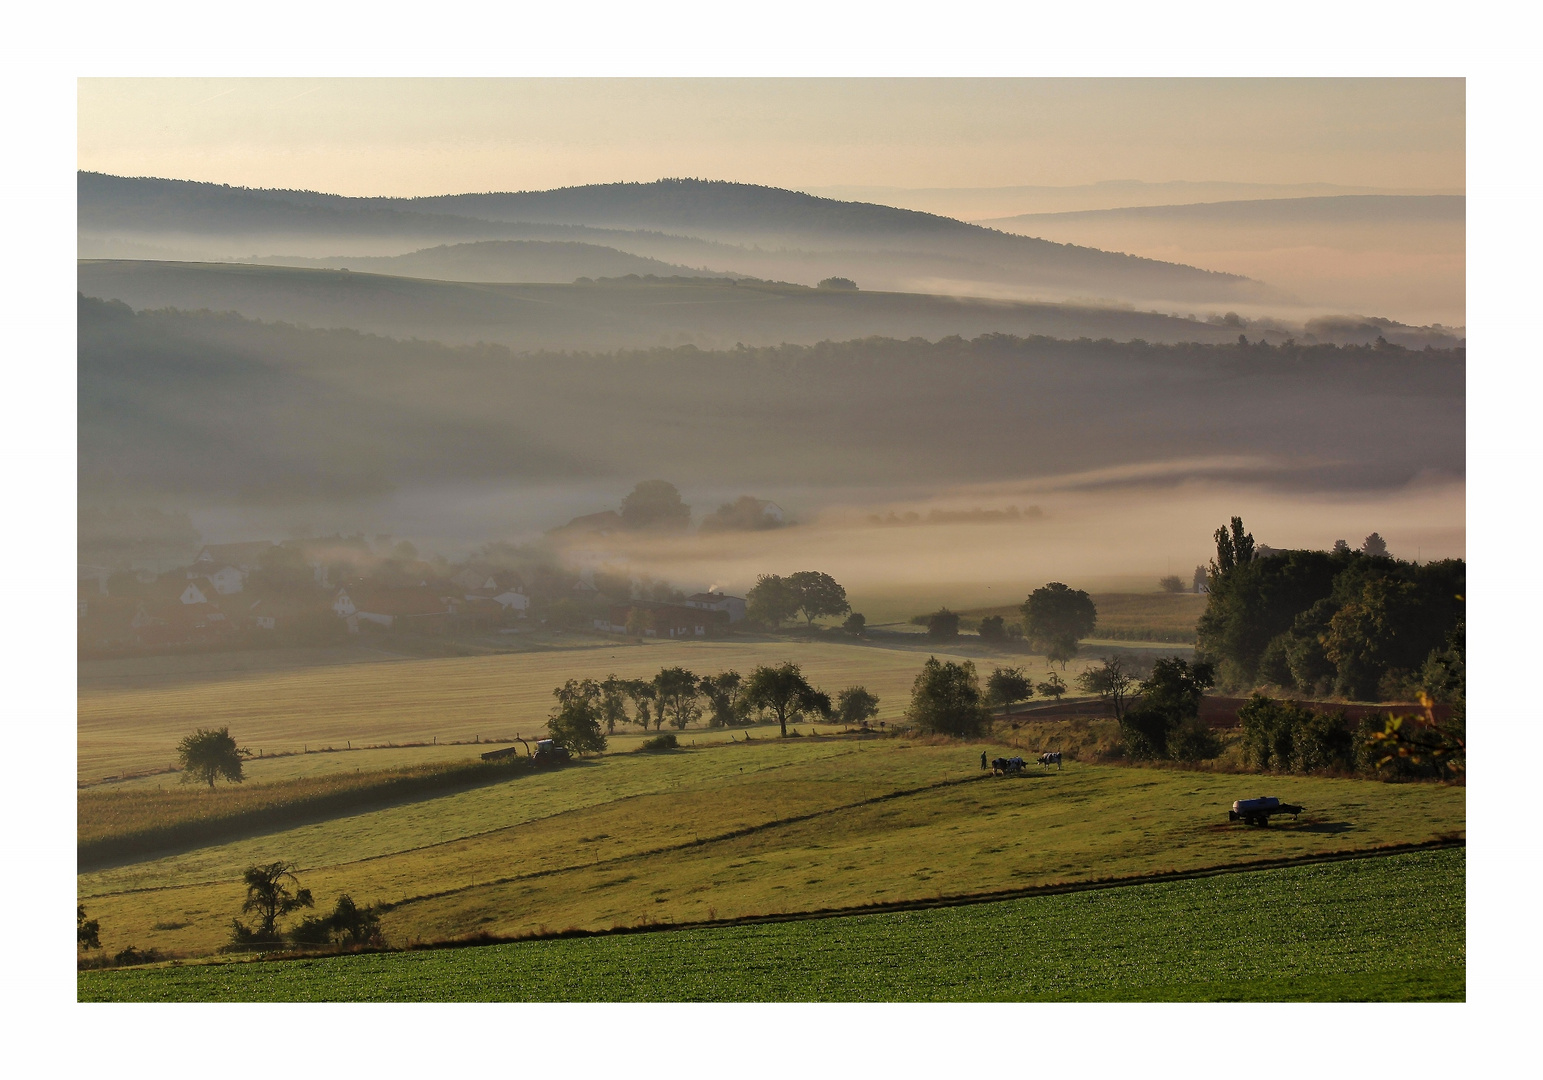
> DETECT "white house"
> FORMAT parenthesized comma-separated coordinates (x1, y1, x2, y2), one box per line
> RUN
(683, 592, 747, 623)
(188, 564, 245, 595)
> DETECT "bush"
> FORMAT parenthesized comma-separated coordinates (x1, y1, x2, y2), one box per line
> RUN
(1168, 719, 1223, 763)
(1239, 694, 1356, 774)
(925, 608, 960, 640)
(639, 732, 679, 752)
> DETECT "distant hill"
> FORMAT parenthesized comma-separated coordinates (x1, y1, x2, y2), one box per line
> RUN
(979, 195, 1466, 328)
(78, 172, 1269, 306)
(78, 295, 1464, 506)
(248, 240, 733, 284)
(78, 259, 1289, 353)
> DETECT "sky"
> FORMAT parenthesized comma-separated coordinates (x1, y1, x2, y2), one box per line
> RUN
(77, 78, 1465, 198)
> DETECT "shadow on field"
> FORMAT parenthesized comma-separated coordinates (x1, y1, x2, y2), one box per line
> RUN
(78, 761, 597, 874)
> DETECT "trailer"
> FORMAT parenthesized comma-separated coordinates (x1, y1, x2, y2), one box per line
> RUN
(1229, 796, 1304, 827)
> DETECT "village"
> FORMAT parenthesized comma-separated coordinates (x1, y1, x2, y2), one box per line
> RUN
(76, 534, 747, 657)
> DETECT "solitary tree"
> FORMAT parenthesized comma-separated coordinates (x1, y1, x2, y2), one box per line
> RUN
(1159, 575, 1185, 593)
(176, 727, 248, 789)
(907, 656, 990, 736)
(978, 615, 1008, 642)
(986, 666, 1034, 712)
(841, 612, 867, 637)
(746, 574, 800, 628)
(745, 662, 831, 737)
(1036, 672, 1068, 702)
(786, 570, 851, 629)
(652, 666, 703, 730)
(833, 685, 881, 727)
(620, 480, 691, 531)
(1022, 583, 1097, 659)
(1076, 656, 1139, 722)
(78, 905, 101, 951)
(237, 862, 314, 941)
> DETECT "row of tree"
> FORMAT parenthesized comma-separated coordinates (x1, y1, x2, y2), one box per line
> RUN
(547, 662, 883, 747)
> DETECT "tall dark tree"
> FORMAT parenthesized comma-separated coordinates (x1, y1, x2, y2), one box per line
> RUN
(1209, 516, 1256, 581)
(176, 727, 248, 789)
(1036, 671, 1068, 701)
(620, 678, 656, 729)
(1022, 583, 1097, 658)
(786, 570, 851, 628)
(620, 480, 691, 531)
(907, 656, 990, 736)
(598, 675, 630, 735)
(745, 662, 831, 737)
(1362, 532, 1389, 558)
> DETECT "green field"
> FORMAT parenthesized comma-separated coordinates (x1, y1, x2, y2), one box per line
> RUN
(77, 732, 1464, 963)
(78, 847, 1464, 1001)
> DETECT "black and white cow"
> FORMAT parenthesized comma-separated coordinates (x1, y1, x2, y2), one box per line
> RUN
(1038, 751, 1062, 769)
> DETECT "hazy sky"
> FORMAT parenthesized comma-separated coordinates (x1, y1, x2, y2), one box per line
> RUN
(78, 78, 1464, 198)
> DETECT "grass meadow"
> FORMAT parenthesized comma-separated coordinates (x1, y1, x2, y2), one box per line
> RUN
(78, 847, 1464, 1002)
(77, 734, 1464, 965)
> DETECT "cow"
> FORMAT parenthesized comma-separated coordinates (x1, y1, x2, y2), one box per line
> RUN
(990, 757, 1010, 774)
(1038, 751, 1062, 769)
(991, 756, 1027, 776)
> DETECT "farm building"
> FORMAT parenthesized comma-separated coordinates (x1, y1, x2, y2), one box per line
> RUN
(683, 591, 747, 623)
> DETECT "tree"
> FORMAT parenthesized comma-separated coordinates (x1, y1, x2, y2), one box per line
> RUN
(699, 496, 784, 533)
(548, 679, 609, 753)
(786, 570, 850, 629)
(326, 894, 384, 947)
(1120, 658, 1215, 761)
(986, 666, 1033, 712)
(926, 608, 960, 640)
(817, 277, 858, 290)
(746, 574, 800, 628)
(236, 862, 314, 941)
(1036, 672, 1067, 702)
(978, 615, 1007, 642)
(620, 480, 691, 531)
(78, 905, 101, 950)
(621, 678, 656, 729)
(1333, 539, 1351, 556)
(841, 612, 866, 637)
(1159, 575, 1185, 593)
(833, 685, 880, 727)
(1192, 565, 1208, 593)
(1208, 516, 1256, 581)
(1022, 583, 1097, 656)
(176, 727, 248, 789)
(598, 675, 630, 735)
(1362, 532, 1389, 558)
(1076, 656, 1137, 721)
(699, 670, 748, 727)
(652, 666, 702, 730)
(907, 657, 991, 736)
(744, 662, 831, 737)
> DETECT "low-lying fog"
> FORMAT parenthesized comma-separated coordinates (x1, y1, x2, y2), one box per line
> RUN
(182, 473, 1465, 603)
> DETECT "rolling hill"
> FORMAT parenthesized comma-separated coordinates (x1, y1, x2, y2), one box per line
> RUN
(78, 172, 1270, 306)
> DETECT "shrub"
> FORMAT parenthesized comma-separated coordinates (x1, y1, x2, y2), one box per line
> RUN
(925, 608, 960, 640)
(1240, 694, 1357, 774)
(639, 732, 679, 752)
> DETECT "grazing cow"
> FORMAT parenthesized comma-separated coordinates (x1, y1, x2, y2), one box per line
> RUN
(990, 757, 1010, 774)
(991, 756, 1027, 776)
(1038, 751, 1062, 769)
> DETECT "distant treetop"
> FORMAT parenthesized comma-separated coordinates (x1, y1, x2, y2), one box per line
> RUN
(817, 277, 859, 290)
